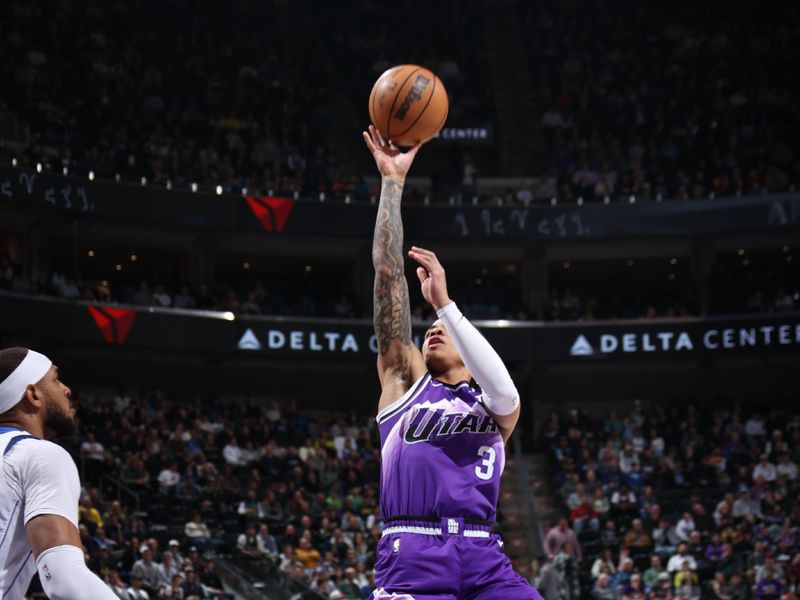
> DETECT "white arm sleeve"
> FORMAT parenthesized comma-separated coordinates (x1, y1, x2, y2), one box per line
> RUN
(436, 302, 520, 416)
(37, 545, 120, 600)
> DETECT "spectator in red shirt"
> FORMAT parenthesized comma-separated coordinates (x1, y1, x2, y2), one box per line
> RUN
(569, 494, 600, 535)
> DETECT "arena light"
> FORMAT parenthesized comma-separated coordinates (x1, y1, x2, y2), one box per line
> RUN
(141, 177, 147, 186)
(115, 264, 122, 271)
(267, 189, 274, 196)
(472, 196, 479, 206)
(344, 194, 351, 204)
(166, 180, 172, 190)
(62, 167, 68, 175)
(656, 193, 662, 202)
(215, 185, 223, 196)
(448, 197, 455, 206)
(293, 191, 300, 200)
(36, 163, 42, 173)
(89, 171, 95, 181)
(130, 254, 138, 262)
(629, 195, 636, 204)
(550, 197, 557, 206)
(577, 197, 584, 206)
(191, 182, 198, 193)
(603, 196, 610, 205)
(11, 158, 17, 167)
(88, 250, 95, 257)
(370, 196, 377, 205)
(241, 187, 248, 196)
(424, 196, 430, 206)
(115, 173, 121, 182)
(319, 192, 325, 202)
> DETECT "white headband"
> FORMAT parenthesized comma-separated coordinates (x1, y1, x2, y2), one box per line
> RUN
(0, 350, 53, 414)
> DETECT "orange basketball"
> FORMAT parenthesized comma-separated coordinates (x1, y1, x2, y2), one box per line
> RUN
(368, 65, 449, 147)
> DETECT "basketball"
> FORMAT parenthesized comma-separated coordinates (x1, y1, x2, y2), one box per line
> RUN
(369, 64, 449, 147)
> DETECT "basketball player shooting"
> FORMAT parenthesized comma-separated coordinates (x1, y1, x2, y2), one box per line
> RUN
(363, 126, 543, 600)
(0, 347, 119, 599)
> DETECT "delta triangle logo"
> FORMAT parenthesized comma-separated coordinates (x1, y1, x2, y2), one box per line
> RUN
(238, 328, 262, 351)
(87, 306, 137, 344)
(570, 334, 594, 356)
(245, 196, 295, 233)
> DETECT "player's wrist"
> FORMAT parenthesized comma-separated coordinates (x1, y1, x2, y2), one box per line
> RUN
(434, 299, 456, 315)
(382, 175, 405, 186)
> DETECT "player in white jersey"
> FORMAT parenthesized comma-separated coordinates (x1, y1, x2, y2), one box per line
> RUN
(0, 346, 118, 599)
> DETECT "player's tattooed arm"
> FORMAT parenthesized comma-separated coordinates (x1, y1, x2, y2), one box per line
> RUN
(364, 126, 426, 398)
(372, 176, 414, 359)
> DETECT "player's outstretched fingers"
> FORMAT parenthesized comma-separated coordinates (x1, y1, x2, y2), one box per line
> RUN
(416, 266, 428, 285)
(409, 247, 441, 272)
(405, 142, 423, 159)
(363, 130, 377, 154)
(372, 125, 388, 148)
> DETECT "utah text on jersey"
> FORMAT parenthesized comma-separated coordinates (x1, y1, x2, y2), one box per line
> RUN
(403, 405, 499, 444)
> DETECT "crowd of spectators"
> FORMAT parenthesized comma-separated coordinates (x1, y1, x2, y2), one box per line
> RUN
(517, 2, 800, 203)
(33, 388, 391, 599)
(538, 401, 800, 599)
(3, 247, 798, 323)
(1, 0, 336, 198)
(3, 0, 799, 202)
(541, 286, 700, 322)
(0, 0, 492, 198)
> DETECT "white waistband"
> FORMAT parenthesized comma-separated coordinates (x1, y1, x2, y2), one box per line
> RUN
(381, 525, 490, 538)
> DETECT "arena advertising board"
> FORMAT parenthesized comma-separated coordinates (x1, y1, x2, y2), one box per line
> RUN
(2, 293, 799, 363)
(1, 167, 798, 240)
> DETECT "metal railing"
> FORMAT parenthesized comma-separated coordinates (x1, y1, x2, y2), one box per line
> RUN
(512, 431, 544, 556)
(100, 474, 141, 514)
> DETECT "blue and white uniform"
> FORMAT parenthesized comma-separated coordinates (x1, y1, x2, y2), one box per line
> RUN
(0, 427, 79, 599)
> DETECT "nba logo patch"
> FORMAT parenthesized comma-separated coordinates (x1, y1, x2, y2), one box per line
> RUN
(393, 539, 400, 553)
(42, 563, 52, 581)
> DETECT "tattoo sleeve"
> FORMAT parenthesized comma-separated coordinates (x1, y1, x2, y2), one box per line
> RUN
(372, 177, 413, 357)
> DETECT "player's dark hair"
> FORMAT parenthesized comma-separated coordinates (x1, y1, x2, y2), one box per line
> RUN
(0, 347, 28, 383)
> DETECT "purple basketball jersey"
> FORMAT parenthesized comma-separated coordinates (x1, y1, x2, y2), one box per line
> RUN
(376, 373, 504, 522)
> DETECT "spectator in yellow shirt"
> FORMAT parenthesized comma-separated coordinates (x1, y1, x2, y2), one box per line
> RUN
(294, 536, 321, 571)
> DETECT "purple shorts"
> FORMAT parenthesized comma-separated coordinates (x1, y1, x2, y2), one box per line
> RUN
(372, 518, 543, 600)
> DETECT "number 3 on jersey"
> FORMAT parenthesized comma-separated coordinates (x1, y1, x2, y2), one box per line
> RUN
(475, 446, 496, 480)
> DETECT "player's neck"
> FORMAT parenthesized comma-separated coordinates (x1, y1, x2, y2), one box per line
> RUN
(0, 416, 44, 438)
(429, 366, 471, 387)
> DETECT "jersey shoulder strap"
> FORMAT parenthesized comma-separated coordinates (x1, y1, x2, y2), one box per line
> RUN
(3, 434, 38, 457)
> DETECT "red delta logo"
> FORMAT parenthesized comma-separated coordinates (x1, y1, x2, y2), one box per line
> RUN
(87, 306, 137, 344)
(245, 196, 295, 233)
